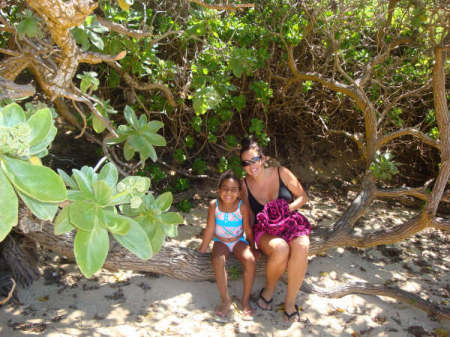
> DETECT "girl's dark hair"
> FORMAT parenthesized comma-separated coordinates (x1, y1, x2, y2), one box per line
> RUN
(218, 169, 241, 189)
(240, 135, 262, 157)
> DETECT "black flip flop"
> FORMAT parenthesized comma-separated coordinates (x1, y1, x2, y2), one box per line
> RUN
(283, 304, 300, 322)
(256, 288, 273, 311)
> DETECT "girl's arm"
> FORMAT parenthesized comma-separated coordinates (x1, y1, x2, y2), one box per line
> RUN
(197, 199, 216, 253)
(241, 202, 256, 251)
(279, 166, 308, 212)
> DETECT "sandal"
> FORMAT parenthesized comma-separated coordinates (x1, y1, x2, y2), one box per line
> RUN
(283, 304, 300, 323)
(256, 288, 273, 311)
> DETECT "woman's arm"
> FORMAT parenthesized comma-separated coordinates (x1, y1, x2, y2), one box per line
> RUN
(279, 166, 308, 211)
(197, 199, 216, 253)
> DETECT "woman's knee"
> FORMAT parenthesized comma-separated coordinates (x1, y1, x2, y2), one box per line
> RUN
(268, 239, 290, 262)
(290, 235, 310, 255)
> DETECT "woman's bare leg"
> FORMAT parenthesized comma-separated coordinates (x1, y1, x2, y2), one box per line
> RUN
(284, 235, 310, 320)
(233, 241, 256, 313)
(212, 241, 232, 316)
(257, 234, 290, 309)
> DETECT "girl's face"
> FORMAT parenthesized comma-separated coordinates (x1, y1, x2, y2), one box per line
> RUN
(218, 178, 240, 204)
(241, 148, 264, 177)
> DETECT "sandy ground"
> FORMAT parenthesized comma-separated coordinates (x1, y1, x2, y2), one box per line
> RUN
(0, 187, 449, 337)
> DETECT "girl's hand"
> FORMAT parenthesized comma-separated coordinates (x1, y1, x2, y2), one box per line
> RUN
(197, 246, 208, 254)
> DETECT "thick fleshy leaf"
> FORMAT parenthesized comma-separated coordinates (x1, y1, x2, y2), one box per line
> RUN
(29, 125, 57, 157)
(150, 224, 165, 254)
(127, 134, 153, 160)
(58, 169, 78, 189)
(123, 141, 135, 161)
(163, 224, 178, 238)
(147, 120, 164, 133)
(0, 168, 18, 241)
(155, 192, 173, 212)
(72, 169, 94, 199)
(54, 206, 74, 235)
(69, 200, 96, 231)
(1, 155, 66, 202)
(92, 115, 106, 133)
(74, 224, 109, 278)
(27, 108, 52, 147)
(93, 180, 112, 206)
(67, 190, 86, 201)
(124, 106, 139, 129)
(101, 210, 131, 235)
(113, 219, 152, 259)
(0, 103, 26, 127)
(98, 162, 118, 189)
(143, 132, 166, 147)
(18, 191, 58, 221)
(160, 212, 183, 225)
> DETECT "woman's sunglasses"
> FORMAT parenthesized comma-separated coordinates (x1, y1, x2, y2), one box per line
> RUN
(241, 155, 262, 167)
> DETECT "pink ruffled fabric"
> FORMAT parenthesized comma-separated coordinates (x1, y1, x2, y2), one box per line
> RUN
(254, 198, 311, 244)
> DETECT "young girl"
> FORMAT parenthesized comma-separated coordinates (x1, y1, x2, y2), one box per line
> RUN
(197, 170, 256, 319)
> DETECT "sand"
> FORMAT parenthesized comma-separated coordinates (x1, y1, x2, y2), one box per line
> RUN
(1, 188, 449, 337)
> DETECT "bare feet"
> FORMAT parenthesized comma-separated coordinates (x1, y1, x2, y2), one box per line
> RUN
(240, 302, 254, 320)
(215, 299, 232, 318)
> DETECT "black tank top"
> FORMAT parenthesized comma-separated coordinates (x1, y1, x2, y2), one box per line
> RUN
(244, 167, 294, 219)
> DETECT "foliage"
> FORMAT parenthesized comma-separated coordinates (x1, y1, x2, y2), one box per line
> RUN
(0, 103, 66, 241)
(56, 162, 182, 278)
(370, 151, 399, 182)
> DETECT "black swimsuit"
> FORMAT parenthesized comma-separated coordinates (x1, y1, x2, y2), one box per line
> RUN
(244, 167, 294, 220)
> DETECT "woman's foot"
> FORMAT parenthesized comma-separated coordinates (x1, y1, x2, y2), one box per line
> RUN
(256, 288, 273, 311)
(283, 304, 300, 323)
(215, 299, 232, 318)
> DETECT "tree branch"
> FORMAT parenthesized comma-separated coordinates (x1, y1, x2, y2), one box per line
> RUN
(376, 127, 440, 151)
(0, 76, 35, 100)
(79, 50, 126, 64)
(187, 0, 254, 11)
(96, 15, 180, 43)
(375, 185, 429, 202)
(106, 61, 177, 107)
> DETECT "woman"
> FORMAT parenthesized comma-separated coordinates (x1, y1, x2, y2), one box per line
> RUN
(240, 136, 311, 323)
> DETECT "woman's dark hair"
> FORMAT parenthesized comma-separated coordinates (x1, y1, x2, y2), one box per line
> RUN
(240, 135, 262, 158)
(218, 169, 241, 189)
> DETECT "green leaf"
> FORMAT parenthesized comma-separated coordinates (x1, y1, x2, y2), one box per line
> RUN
(69, 200, 96, 231)
(1, 155, 66, 202)
(124, 106, 139, 129)
(18, 191, 58, 221)
(87, 31, 104, 50)
(98, 162, 118, 189)
(92, 115, 106, 133)
(93, 180, 113, 206)
(113, 219, 152, 259)
(29, 125, 57, 157)
(160, 212, 183, 225)
(147, 121, 164, 133)
(155, 192, 173, 212)
(0, 103, 26, 127)
(163, 224, 178, 238)
(72, 169, 94, 199)
(72, 27, 90, 51)
(101, 210, 131, 235)
(123, 142, 135, 161)
(143, 132, 166, 147)
(54, 207, 74, 235)
(0, 168, 18, 241)
(150, 224, 165, 254)
(58, 169, 78, 189)
(74, 224, 109, 278)
(17, 17, 40, 38)
(27, 108, 52, 147)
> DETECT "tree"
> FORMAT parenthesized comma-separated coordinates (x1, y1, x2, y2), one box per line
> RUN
(0, 0, 448, 319)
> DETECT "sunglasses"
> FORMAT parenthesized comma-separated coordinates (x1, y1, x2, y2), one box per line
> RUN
(241, 155, 262, 167)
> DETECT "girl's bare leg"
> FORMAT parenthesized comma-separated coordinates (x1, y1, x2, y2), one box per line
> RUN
(257, 234, 290, 309)
(233, 241, 256, 313)
(212, 241, 232, 316)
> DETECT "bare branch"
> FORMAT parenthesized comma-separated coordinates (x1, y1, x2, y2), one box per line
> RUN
(0, 76, 35, 100)
(378, 80, 432, 126)
(376, 127, 440, 151)
(187, 0, 254, 11)
(375, 186, 429, 201)
(95, 15, 180, 43)
(79, 50, 126, 64)
(0, 278, 16, 305)
(106, 61, 177, 107)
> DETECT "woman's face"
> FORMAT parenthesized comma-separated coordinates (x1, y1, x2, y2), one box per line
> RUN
(241, 149, 264, 177)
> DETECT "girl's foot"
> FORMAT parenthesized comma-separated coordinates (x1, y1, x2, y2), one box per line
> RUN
(215, 299, 232, 318)
(240, 302, 254, 320)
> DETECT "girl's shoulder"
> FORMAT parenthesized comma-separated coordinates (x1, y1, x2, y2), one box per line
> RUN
(209, 199, 218, 209)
